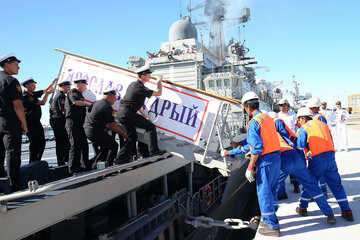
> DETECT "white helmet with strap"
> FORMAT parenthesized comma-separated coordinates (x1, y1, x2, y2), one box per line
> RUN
(242, 91, 260, 104)
(306, 97, 321, 108)
(297, 107, 313, 118)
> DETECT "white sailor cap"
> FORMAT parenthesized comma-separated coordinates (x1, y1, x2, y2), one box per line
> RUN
(73, 78, 88, 84)
(21, 76, 37, 86)
(0, 52, 21, 67)
(135, 64, 152, 74)
(58, 80, 71, 86)
(103, 87, 117, 95)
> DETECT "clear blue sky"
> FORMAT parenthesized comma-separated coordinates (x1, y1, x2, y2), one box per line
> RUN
(2, 0, 359, 125)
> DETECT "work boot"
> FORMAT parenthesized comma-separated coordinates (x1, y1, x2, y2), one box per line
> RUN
(258, 227, 280, 237)
(293, 185, 301, 193)
(327, 214, 336, 224)
(259, 220, 269, 228)
(296, 207, 308, 216)
(277, 194, 288, 201)
(342, 211, 354, 222)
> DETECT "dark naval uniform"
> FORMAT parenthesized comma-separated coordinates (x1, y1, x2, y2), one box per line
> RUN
(50, 90, 69, 166)
(22, 90, 46, 162)
(65, 88, 89, 173)
(116, 79, 161, 163)
(0, 71, 22, 191)
(84, 98, 118, 168)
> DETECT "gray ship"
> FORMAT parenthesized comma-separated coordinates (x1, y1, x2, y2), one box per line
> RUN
(0, 2, 284, 240)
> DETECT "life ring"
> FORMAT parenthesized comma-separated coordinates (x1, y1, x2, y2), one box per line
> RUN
(203, 185, 213, 207)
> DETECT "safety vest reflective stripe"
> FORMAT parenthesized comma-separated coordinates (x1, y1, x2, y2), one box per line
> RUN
(302, 120, 335, 156)
(277, 132, 293, 152)
(248, 113, 281, 156)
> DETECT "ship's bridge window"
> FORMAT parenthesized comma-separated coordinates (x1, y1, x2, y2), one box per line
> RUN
(224, 79, 230, 87)
(209, 80, 214, 88)
(233, 78, 239, 86)
(216, 79, 222, 87)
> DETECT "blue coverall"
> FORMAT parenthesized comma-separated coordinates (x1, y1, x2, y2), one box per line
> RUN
(313, 112, 328, 195)
(297, 126, 351, 212)
(229, 111, 281, 229)
(275, 119, 333, 215)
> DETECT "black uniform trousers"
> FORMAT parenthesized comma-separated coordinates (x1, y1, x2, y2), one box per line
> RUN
(84, 128, 118, 168)
(66, 118, 89, 173)
(50, 118, 69, 166)
(27, 120, 45, 162)
(116, 112, 158, 162)
(0, 128, 22, 191)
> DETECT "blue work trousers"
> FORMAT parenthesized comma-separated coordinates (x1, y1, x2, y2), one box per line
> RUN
(318, 176, 328, 194)
(256, 152, 281, 229)
(300, 151, 351, 212)
(278, 150, 333, 215)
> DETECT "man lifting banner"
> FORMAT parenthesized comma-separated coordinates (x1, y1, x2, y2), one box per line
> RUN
(55, 49, 225, 145)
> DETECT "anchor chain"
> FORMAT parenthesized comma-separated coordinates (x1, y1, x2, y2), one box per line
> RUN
(185, 215, 259, 230)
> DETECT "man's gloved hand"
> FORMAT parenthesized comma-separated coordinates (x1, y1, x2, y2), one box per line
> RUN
(245, 165, 255, 183)
(220, 150, 229, 157)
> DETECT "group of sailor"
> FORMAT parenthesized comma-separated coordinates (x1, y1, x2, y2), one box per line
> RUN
(221, 92, 354, 237)
(1, 52, 167, 192)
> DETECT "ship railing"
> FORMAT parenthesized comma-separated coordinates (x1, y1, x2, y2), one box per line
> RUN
(191, 175, 226, 215)
(0, 153, 172, 203)
(200, 101, 247, 173)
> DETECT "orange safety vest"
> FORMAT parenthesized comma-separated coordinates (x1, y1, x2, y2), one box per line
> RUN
(274, 118, 297, 143)
(247, 112, 281, 155)
(276, 132, 293, 152)
(273, 119, 295, 152)
(301, 120, 335, 156)
(313, 113, 326, 121)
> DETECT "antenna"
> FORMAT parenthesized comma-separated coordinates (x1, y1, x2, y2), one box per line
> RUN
(180, 0, 182, 18)
(188, 0, 192, 20)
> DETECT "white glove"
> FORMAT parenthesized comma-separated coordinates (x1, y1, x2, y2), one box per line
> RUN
(245, 167, 255, 183)
(220, 149, 229, 157)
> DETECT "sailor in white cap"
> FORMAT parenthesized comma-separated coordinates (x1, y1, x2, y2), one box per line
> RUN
(0, 52, 26, 191)
(0, 52, 21, 67)
(84, 87, 128, 168)
(49, 80, 71, 166)
(115, 64, 166, 164)
(64, 78, 91, 174)
(22, 76, 57, 163)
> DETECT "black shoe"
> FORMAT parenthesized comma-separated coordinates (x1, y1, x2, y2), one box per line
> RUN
(324, 193, 328, 199)
(258, 227, 280, 237)
(294, 185, 301, 193)
(277, 194, 288, 201)
(150, 149, 167, 157)
(327, 214, 336, 224)
(296, 207, 308, 216)
(342, 211, 354, 222)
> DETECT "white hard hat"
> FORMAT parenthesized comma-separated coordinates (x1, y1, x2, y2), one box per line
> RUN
(297, 107, 313, 118)
(306, 97, 321, 108)
(268, 111, 278, 119)
(242, 91, 259, 104)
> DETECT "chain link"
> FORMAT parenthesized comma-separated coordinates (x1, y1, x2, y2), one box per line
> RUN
(185, 216, 258, 230)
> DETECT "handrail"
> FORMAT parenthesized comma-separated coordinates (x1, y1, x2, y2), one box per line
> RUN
(0, 153, 172, 202)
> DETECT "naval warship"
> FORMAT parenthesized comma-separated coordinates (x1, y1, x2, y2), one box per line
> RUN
(0, 2, 289, 240)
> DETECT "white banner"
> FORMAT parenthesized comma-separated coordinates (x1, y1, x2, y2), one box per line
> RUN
(58, 54, 221, 144)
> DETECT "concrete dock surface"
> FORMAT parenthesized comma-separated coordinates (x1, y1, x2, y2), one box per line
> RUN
(255, 112, 360, 239)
